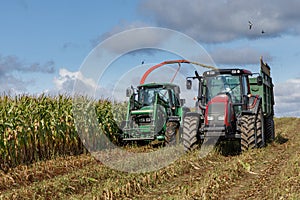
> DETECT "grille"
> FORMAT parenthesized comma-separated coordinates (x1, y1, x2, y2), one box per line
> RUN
(207, 103, 225, 126)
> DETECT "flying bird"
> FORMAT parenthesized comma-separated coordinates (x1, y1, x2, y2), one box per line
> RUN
(141, 60, 145, 65)
(261, 30, 265, 34)
(248, 21, 253, 30)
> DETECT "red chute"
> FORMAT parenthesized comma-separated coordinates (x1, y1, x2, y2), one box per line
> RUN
(139, 59, 216, 84)
(140, 60, 190, 84)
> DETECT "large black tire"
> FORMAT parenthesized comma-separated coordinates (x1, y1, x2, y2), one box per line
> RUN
(264, 116, 275, 142)
(182, 107, 190, 119)
(165, 122, 179, 146)
(240, 106, 265, 151)
(182, 115, 200, 151)
(156, 105, 167, 134)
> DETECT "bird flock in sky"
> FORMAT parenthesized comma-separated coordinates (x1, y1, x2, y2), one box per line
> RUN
(248, 20, 265, 34)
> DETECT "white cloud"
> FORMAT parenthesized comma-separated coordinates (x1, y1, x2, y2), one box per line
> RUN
(53, 68, 111, 98)
(274, 78, 300, 117)
(54, 68, 97, 91)
(54, 68, 96, 95)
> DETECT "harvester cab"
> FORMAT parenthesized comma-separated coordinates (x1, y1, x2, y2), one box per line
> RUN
(183, 57, 275, 151)
(121, 82, 184, 145)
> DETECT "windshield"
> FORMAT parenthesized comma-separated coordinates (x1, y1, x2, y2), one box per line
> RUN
(205, 74, 241, 103)
(138, 87, 169, 106)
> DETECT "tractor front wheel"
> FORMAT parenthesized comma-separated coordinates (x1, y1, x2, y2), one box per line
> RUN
(182, 115, 200, 151)
(165, 122, 179, 146)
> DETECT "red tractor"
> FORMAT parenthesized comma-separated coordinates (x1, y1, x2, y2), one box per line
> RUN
(183, 58, 275, 151)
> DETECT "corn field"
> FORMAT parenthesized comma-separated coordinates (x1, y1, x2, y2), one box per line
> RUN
(0, 94, 127, 171)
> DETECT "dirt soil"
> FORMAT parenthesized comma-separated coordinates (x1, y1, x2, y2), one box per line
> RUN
(0, 118, 299, 200)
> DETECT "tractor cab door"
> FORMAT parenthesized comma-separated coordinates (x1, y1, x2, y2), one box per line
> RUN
(138, 88, 156, 106)
(169, 88, 181, 115)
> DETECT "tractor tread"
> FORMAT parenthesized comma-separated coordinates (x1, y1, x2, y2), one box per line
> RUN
(182, 116, 200, 151)
(240, 105, 265, 151)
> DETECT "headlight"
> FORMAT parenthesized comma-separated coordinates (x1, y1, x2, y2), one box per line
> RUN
(217, 115, 225, 121)
(138, 117, 151, 123)
(207, 116, 214, 121)
(145, 117, 151, 122)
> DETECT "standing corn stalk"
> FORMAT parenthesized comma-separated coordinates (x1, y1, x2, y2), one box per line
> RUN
(0, 94, 124, 171)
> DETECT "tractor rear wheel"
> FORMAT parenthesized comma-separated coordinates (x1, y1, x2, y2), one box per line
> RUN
(264, 116, 275, 142)
(165, 122, 179, 146)
(182, 115, 200, 151)
(240, 106, 265, 151)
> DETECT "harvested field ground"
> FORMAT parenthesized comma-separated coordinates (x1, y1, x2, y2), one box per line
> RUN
(0, 118, 299, 200)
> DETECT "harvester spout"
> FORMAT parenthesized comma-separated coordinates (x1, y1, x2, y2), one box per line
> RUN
(139, 60, 217, 84)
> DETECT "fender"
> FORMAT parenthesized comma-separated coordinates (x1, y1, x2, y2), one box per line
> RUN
(183, 112, 203, 134)
(242, 95, 262, 115)
(184, 111, 203, 119)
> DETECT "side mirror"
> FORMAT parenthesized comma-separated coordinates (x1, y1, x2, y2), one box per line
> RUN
(126, 87, 133, 97)
(180, 99, 186, 106)
(186, 79, 192, 90)
(257, 76, 263, 86)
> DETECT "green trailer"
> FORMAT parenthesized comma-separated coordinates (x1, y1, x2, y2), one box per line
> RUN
(249, 59, 275, 141)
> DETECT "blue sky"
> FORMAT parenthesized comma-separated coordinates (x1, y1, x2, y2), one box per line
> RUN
(1, 0, 300, 116)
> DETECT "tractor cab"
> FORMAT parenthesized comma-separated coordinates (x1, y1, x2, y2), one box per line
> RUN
(122, 83, 183, 142)
(127, 83, 181, 114)
(202, 69, 253, 106)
